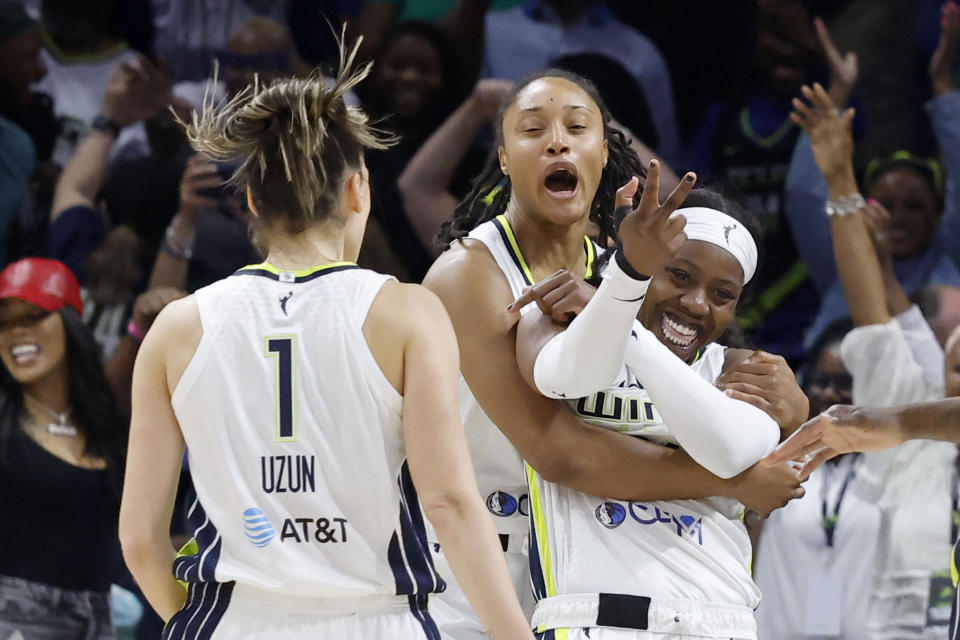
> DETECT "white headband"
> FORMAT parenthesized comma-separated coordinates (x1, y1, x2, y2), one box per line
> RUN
(672, 207, 758, 284)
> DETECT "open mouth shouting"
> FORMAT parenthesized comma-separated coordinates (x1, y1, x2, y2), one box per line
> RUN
(543, 162, 579, 199)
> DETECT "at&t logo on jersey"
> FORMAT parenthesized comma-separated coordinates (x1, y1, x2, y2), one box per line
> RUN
(243, 507, 276, 547)
(241, 508, 349, 546)
(595, 502, 626, 529)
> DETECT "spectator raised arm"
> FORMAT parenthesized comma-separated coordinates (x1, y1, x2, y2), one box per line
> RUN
(397, 78, 512, 254)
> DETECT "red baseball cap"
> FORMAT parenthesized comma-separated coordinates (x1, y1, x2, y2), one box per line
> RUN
(0, 258, 83, 315)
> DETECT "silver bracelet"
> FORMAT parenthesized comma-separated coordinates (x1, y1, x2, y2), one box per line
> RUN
(163, 223, 195, 260)
(825, 192, 866, 217)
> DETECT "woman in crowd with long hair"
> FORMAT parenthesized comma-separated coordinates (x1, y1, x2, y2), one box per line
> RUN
(0, 257, 127, 639)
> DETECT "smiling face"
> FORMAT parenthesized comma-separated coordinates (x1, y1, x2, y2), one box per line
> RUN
(498, 76, 608, 227)
(867, 167, 941, 258)
(375, 33, 443, 120)
(639, 240, 745, 362)
(0, 299, 67, 386)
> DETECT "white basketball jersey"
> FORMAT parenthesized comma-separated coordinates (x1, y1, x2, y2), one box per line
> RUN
(528, 339, 762, 608)
(460, 215, 598, 535)
(171, 262, 444, 599)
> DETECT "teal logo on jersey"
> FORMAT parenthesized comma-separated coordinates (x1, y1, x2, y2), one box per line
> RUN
(595, 502, 626, 528)
(243, 507, 276, 547)
(486, 491, 518, 517)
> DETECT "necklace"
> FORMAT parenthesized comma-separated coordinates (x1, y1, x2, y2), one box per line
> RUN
(23, 393, 78, 437)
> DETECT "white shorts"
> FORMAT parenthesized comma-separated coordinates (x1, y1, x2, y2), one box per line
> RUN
(532, 593, 757, 640)
(162, 582, 442, 640)
(429, 534, 535, 639)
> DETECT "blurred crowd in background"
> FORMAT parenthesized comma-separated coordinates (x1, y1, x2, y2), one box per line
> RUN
(1, 0, 960, 638)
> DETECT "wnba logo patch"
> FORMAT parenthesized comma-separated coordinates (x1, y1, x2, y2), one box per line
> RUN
(486, 491, 518, 517)
(243, 507, 276, 547)
(595, 502, 626, 529)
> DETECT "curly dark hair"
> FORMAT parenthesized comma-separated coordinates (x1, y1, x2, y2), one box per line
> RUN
(437, 68, 647, 248)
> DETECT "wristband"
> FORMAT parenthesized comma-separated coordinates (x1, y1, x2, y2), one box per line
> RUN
(127, 319, 146, 342)
(613, 245, 651, 281)
(825, 192, 866, 217)
(91, 113, 121, 137)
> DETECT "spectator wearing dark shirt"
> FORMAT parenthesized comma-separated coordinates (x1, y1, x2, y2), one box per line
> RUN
(0, 257, 127, 639)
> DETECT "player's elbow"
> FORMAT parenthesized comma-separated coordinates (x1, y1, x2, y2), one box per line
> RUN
(421, 489, 475, 533)
(524, 451, 582, 485)
(119, 518, 162, 572)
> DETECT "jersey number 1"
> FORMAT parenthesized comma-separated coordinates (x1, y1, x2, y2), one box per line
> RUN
(266, 336, 296, 441)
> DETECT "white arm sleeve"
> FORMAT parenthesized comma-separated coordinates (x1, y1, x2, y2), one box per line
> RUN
(533, 256, 649, 399)
(624, 328, 780, 478)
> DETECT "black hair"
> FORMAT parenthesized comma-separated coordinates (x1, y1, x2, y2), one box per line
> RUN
(863, 153, 945, 210)
(550, 52, 659, 151)
(796, 317, 853, 391)
(0, 307, 127, 494)
(438, 68, 647, 247)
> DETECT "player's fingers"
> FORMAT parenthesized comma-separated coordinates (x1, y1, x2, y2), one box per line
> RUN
(541, 279, 577, 308)
(659, 172, 697, 220)
(800, 448, 838, 480)
(616, 176, 640, 209)
(507, 287, 537, 311)
(637, 160, 660, 213)
(721, 388, 771, 411)
(791, 485, 807, 499)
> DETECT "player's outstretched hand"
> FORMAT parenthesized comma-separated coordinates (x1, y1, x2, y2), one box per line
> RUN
(616, 160, 696, 278)
(762, 404, 906, 480)
(727, 460, 805, 518)
(507, 270, 596, 323)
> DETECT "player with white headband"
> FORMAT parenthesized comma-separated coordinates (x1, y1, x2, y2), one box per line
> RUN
(512, 181, 787, 640)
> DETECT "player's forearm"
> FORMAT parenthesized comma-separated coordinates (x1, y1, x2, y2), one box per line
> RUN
(530, 422, 733, 502)
(425, 495, 533, 640)
(532, 257, 647, 398)
(624, 331, 779, 478)
(121, 537, 186, 621)
(898, 398, 960, 442)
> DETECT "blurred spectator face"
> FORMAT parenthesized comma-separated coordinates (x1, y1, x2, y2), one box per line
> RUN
(754, 0, 817, 97)
(219, 18, 296, 97)
(41, 0, 114, 54)
(867, 167, 941, 258)
(375, 33, 443, 119)
(0, 24, 46, 109)
(0, 299, 67, 385)
(946, 326, 960, 397)
(803, 342, 852, 417)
